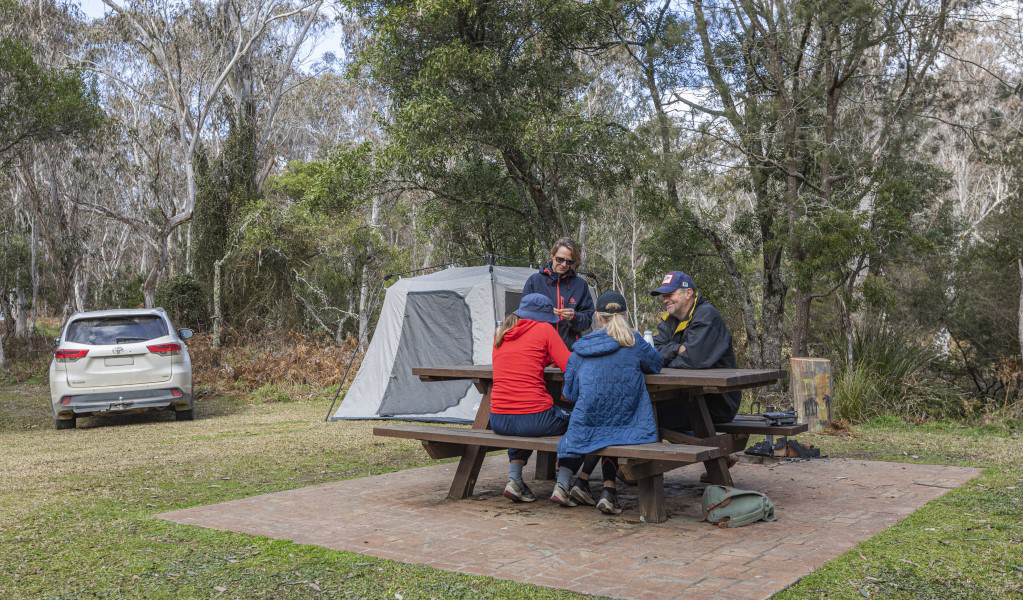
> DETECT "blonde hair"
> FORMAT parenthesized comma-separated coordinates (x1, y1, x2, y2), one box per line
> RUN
(596, 304, 635, 347)
(549, 237, 581, 267)
(494, 313, 519, 348)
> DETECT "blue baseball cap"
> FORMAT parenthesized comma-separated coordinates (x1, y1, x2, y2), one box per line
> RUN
(651, 271, 695, 296)
(514, 293, 559, 323)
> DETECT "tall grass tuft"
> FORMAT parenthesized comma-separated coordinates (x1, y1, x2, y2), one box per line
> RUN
(830, 323, 967, 422)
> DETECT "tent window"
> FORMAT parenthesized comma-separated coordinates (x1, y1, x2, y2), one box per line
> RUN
(503, 291, 522, 318)
(377, 291, 474, 416)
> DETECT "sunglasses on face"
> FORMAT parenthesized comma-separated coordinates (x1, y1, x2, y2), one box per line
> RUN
(553, 256, 575, 266)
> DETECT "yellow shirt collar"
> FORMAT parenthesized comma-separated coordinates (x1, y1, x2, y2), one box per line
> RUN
(661, 292, 699, 335)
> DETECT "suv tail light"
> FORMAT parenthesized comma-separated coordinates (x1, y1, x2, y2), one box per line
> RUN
(170, 388, 183, 397)
(55, 349, 89, 362)
(147, 343, 181, 357)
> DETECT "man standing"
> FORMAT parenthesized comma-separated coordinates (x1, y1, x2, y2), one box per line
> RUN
(650, 271, 741, 431)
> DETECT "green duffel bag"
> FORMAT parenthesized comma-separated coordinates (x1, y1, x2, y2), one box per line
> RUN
(701, 485, 777, 528)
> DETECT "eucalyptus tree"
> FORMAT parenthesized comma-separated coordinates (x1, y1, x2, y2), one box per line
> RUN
(1, 0, 103, 340)
(91, 0, 323, 307)
(603, 0, 962, 367)
(349, 0, 628, 247)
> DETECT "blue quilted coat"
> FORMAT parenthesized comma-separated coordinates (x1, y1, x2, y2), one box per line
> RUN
(557, 329, 663, 459)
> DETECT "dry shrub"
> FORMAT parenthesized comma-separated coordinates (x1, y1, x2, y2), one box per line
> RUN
(0, 332, 54, 383)
(820, 418, 858, 438)
(189, 330, 363, 390)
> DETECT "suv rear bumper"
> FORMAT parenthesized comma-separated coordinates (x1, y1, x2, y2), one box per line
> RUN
(54, 388, 193, 418)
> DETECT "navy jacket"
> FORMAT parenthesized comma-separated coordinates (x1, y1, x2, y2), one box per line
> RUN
(557, 330, 663, 459)
(653, 294, 741, 413)
(522, 264, 594, 349)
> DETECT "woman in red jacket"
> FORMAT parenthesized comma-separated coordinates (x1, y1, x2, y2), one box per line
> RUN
(491, 293, 580, 506)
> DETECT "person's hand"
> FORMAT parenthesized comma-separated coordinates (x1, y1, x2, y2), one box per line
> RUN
(677, 344, 686, 355)
(561, 308, 575, 320)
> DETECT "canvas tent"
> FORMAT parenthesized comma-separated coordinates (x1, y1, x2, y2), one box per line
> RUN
(331, 265, 536, 423)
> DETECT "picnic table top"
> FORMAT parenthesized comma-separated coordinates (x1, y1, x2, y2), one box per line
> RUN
(413, 365, 784, 389)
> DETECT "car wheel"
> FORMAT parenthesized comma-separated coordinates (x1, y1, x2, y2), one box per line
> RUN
(55, 417, 76, 430)
(175, 409, 195, 421)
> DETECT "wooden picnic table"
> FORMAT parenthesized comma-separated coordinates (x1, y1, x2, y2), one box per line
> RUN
(381, 364, 790, 522)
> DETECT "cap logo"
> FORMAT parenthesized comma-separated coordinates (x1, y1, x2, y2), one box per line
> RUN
(662, 274, 674, 284)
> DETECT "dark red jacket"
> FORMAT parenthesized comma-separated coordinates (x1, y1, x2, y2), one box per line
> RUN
(491, 319, 570, 414)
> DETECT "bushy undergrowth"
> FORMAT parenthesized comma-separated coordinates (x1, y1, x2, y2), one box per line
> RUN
(0, 331, 54, 384)
(831, 324, 973, 423)
(189, 330, 361, 391)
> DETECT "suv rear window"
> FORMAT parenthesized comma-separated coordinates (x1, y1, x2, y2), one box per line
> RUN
(65, 316, 169, 345)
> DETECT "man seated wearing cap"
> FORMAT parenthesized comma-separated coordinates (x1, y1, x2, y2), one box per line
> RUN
(649, 271, 742, 435)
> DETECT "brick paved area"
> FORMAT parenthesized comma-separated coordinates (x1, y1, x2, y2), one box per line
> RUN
(160, 457, 979, 599)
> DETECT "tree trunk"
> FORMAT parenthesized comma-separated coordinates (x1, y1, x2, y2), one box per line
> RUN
(358, 262, 370, 349)
(793, 290, 812, 357)
(29, 214, 39, 349)
(1018, 259, 1022, 365)
(15, 286, 27, 337)
(213, 258, 223, 348)
(577, 214, 587, 269)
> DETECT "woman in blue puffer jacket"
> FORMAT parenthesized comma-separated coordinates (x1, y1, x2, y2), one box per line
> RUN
(556, 290, 663, 514)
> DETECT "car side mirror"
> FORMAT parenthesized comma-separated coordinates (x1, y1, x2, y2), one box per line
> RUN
(177, 328, 194, 340)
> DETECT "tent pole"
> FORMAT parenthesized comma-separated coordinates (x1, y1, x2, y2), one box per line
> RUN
(488, 254, 500, 327)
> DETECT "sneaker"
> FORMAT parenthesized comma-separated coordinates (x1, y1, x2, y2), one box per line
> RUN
(569, 478, 597, 506)
(550, 482, 578, 507)
(596, 488, 623, 515)
(503, 479, 536, 503)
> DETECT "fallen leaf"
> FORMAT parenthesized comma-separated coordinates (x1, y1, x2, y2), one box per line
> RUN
(308, 583, 321, 591)
(214, 586, 226, 592)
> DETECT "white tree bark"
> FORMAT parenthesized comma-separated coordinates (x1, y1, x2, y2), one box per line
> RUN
(15, 287, 27, 337)
(1018, 259, 1022, 366)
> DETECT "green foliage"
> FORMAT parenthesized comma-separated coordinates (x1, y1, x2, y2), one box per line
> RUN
(192, 110, 259, 290)
(0, 28, 103, 159)
(155, 274, 206, 328)
(831, 324, 968, 422)
(95, 272, 145, 309)
(351, 0, 627, 244)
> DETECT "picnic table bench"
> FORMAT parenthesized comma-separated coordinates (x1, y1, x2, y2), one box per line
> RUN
(374, 365, 806, 523)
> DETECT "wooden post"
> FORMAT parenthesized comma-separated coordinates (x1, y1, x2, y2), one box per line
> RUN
(447, 381, 493, 499)
(637, 474, 667, 523)
(534, 451, 556, 480)
(687, 392, 733, 487)
(790, 358, 832, 432)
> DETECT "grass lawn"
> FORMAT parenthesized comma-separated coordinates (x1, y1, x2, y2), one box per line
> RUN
(1, 380, 1021, 599)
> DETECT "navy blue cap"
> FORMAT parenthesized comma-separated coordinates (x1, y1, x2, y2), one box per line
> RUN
(651, 271, 695, 296)
(596, 290, 628, 313)
(514, 293, 559, 323)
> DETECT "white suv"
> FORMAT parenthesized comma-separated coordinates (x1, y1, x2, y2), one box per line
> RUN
(49, 308, 194, 429)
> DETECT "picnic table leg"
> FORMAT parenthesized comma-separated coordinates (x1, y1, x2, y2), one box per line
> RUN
(534, 451, 556, 480)
(687, 392, 734, 487)
(637, 474, 667, 523)
(533, 379, 563, 480)
(447, 381, 493, 500)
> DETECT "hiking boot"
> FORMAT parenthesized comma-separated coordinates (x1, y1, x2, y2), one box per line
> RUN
(503, 479, 536, 503)
(596, 488, 623, 515)
(550, 482, 578, 507)
(699, 455, 739, 483)
(569, 478, 597, 506)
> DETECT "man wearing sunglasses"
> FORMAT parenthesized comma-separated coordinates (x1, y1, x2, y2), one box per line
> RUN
(522, 237, 595, 350)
